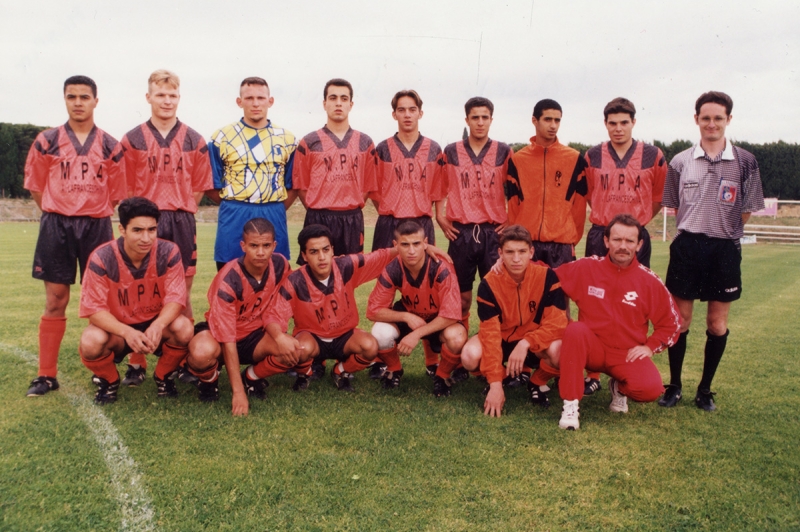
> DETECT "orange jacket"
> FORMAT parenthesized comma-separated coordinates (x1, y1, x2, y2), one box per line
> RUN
(506, 137, 588, 245)
(476, 262, 567, 384)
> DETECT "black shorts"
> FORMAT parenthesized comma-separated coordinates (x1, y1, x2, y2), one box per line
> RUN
(158, 210, 197, 276)
(33, 212, 113, 284)
(114, 318, 158, 363)
(299, 208, 364, 264)
(531, 241, 575, 269)
(371, 214, 436, 251)
(393, 301, 446, 353)
(304, 330, 356, 362)
(194, 321, 265, 365)
(501, 340, 541, 369)
(447, 222, 501, 292)
(584, 224, 652, 268)
(666, 232, 742, 303)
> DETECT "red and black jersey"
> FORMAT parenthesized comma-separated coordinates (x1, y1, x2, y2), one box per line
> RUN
(584, 140, 667, 226)
(442, 139, 510, 224)
(367, 256, 461, 322)
(204, 254, 290, 343)
(371, 134, 445, 218)
(121, 119, 213, 213)
(267, 248, 393, 338)
(80, 238, 185, 324)
(24, 123, 126, 217)
(293, 126, 377, 210)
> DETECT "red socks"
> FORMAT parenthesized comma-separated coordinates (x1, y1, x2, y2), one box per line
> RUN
(378, 347, 402, 373)
(38, 316, 66, 377)
(154, 343, 188, 380)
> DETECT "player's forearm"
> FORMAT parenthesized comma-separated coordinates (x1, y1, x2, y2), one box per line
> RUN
(265, 322, 286, 339)
(194, 191, 205, 205)
(89, 311, 133, 339)
(205, 189, 221, 205)
(284, 189, 298, 210)
(152, 302, 184, 331)
(413, 316, 456, 339)
(742, 212, 752, 224)
(297, 189, 308, 207)
(221, 343, 244, 393)
(368, 308, 410, 324)
(30, 191, 43, 210)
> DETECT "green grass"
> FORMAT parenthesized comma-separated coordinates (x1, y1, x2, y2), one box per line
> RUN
(1, 222, 799, 531)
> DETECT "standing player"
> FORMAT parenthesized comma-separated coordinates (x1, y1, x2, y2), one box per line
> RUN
(505, 98, 589, 394)
(366, 221, 466, 395)
(186, 218, 306, 416)
(437, 97, 512, 331)
(78, 198, 194, 404)
(24, 75, 126, 397)
(659, 91, 764, 412)
(209, 77, 297, 269)
(293, 78, 377, 261)
(120, 69, 213, 386)
(555, 215, 681, 430)
(583, 97, 667, 267)
(460, 225, 567, 417)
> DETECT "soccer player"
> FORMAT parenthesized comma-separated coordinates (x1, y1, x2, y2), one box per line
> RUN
(120, 69, 213, 386)
(209, 77, 297, 269)
(506, 98, 589, 394)
(366, 221, 466, 395)
(370, 89, 444, 250)
(583, 97, 667, 267)
(555, 214, 681, 430)
(186, 218, 304, 416)
(460, 225, 567, 417)
(437, 97, 512, 329)
(659, 91, 765, 412)
(78, 197, 194, 404)
(24, 75, 126, 397)
(293, 78, 378, 261)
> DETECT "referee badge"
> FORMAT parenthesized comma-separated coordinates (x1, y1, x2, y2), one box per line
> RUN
(718, 181, 738, 205)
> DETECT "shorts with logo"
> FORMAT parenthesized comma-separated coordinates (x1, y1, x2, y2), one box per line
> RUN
(33, 212, 114, 285)
(300, 208, 364, 264)
(665, 231, 742, 302)
(502, 340, 541, 369)
(584, 224, 652, 268)
(300, 329, 356, 363)
(371, 214, 436, 251)
(532, 241, 575, 269)
(194, 321, 266, 365)
(158, 210, 197, 276)
(392, 301, 448, 353)
(216, 200, 291, 264)
(113, 318, 158, 363)
(448, 221, 501, 292)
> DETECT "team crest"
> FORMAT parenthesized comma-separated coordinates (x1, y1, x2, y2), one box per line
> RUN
(719, 183, 738, 205)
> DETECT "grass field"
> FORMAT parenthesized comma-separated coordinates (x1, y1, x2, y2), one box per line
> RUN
(1, 221, 799, 531)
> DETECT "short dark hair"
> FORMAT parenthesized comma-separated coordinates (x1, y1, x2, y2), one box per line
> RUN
(604, 213, 643, 241)
(240, 77, 269, 90)
(394, 220, 425, 239)
(391, 89, 423, 111)
(324, 78, 353, 99)
(242, 218, 275, 241)
(695, 91, 733, 116)
(118, 197, 160, 228)
(603, 97, 636, 120)
(464, 97, 494, 117)
(64, 75, 97, 98)
(298, 224, 333, 254)
(499, 225, 533, 248)
(533, 99, 562, 119)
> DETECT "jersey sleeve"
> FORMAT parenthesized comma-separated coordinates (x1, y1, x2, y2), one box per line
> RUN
(554, 260, 581, 301)
(476, 279, 504, 384)
(292, 139, 310, 191)
(662, 160, 682, 209)
(284, 150, 295, 190)
(435, 264, 462, 321)
(366, 269, 397, 318)
(23, 132, 50, 193)
(353, 248, 394, 286)
(162, 244, 187, 308)
(263, 280, 294, 330)
(209, 133, 226, 190)
(362, 141, 378, 195)
(79, 252, 112, 318)
(569, 156, 589, 244)
(191, 138, 214, 193)
(207, 274, 240, 344)
(120, 135, 139, 196)
(523, 269, 567, 352)
(644, 273, 682, 354)
(429, 152, 447, 202)
(651, 149, 668, 205)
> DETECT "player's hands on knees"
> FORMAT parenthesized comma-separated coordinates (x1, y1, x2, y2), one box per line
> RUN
(405, 313, 427, 330)
(483, 382, 505, 417)
(626, 345, 653, 362)
(506, 342, 529, 378)
(397, 333, 420, 356)
(124, 328, 156, 354)
(232, 392, 249, 416)
(144, 324, 163, 352)
(276, 333, 303, 366)
(489, 256, 503, 276)
(437, 216, 460, 241)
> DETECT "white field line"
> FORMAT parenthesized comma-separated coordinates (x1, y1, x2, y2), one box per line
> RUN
(2, 343, 157, 532)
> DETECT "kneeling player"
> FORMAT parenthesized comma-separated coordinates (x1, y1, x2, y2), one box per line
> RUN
(186, 218, 306, 416)
(366, 221, 466, 395)
(78, 197, 193, 404)
(460, 225, 567, 417)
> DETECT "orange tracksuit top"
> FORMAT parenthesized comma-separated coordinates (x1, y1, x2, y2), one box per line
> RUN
(476, 261, 567, 384)
(506, 137, 588, 245)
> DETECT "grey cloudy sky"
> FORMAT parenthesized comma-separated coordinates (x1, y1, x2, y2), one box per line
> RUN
(2, 0, 798, 148)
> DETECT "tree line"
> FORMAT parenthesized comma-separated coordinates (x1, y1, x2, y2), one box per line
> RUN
(2, 122, 799, 200)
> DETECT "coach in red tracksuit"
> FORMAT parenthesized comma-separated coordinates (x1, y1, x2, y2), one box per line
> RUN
(554, 214, 681, 430)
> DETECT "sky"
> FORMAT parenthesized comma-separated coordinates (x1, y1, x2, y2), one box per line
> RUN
(2, 0, 798, 148)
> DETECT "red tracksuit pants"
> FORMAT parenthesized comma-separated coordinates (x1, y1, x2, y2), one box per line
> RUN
(559, 322, 664, 402)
